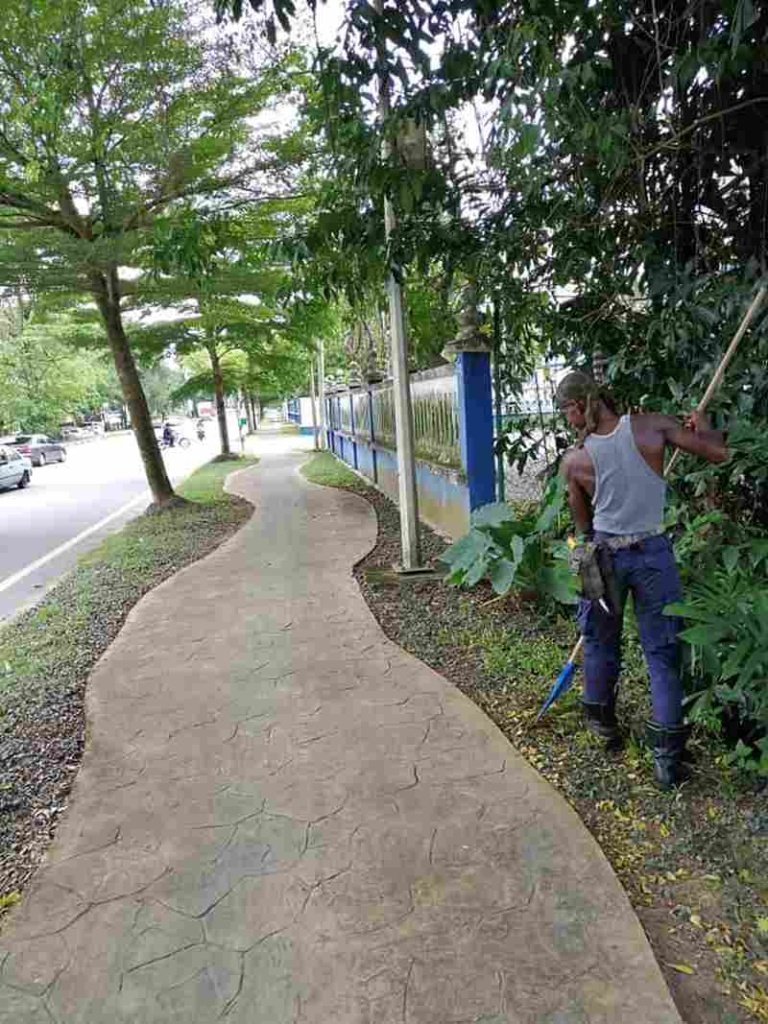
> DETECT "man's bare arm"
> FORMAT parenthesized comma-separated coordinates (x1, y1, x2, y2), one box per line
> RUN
(657, 413, 729, 464)
(561, 451, 593, 535)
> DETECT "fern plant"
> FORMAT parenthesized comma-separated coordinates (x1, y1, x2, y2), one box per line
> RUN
(666, 540, 768, 776)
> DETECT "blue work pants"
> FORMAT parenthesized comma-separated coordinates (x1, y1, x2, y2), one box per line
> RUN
(577, 534, 684, 726)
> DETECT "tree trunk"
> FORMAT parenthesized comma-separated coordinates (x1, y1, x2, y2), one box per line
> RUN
(90, 270, 174, 505)
(208, 344, 230, 455)
(244, 390, 255, 433)
(249, 393, 259, 430)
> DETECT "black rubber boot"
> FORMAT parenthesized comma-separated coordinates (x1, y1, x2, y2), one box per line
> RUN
(582, 701, 624, 753)
(646, 721, 691, 789)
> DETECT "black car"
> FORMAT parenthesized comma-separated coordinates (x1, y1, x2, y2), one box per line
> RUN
(8, 434, 67, 466)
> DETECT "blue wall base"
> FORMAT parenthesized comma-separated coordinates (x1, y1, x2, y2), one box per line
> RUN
(328, 434, 469, 539)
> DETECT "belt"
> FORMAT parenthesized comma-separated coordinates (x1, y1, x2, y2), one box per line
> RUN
(598, 529, 665, 552)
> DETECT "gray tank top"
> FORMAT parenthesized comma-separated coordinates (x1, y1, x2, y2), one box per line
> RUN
(583, 415, 666, 535)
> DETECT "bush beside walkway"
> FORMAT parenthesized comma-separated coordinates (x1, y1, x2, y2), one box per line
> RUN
(0, 457, 256, 907)
(302, 451, 768, 1024)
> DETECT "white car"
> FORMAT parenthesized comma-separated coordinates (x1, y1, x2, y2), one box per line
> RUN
(0, 444, 32, 490)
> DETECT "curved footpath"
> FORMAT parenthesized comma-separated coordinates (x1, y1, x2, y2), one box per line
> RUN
(0, 433, 681, 1024)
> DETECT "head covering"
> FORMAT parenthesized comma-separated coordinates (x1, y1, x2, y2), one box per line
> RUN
(555, 370, 608, 439)
(555, 370, 600, 403)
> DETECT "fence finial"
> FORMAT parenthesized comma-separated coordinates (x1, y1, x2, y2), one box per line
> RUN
(443, 282, 491, 358)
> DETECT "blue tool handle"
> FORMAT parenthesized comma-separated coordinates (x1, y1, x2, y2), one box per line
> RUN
(555, 661, 576, 690)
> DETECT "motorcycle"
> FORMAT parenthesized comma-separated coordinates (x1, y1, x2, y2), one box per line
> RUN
(159, 433, 190, 450)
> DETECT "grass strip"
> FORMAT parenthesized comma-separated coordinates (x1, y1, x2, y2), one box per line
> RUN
(300, 450, 368, 492)
(302, 450, 768, 1024)
(0, 455, 257, 903)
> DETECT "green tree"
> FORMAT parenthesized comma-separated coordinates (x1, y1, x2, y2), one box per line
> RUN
(139, 208, 297, 454)
(139, 361, 186, 420)
(147, 302, 284, 456)
(0, 0, 289, 502)
(216, 1, 481, 373)
(0, 296, 121, 433)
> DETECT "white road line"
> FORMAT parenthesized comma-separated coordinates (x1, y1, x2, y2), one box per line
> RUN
(0, 491, 149, 595)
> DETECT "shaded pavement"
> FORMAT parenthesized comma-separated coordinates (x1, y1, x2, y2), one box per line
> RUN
(0, 431, 681, 1023)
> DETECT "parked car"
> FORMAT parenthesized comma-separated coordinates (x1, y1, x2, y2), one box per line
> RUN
(7, 434, 67, 466)
(102, 411, 125, 431)
(0, 445, 32, 490)
(59, 423, 93, 441)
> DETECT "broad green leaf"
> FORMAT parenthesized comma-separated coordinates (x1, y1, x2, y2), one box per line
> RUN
(539, 567, 579, 605)
(679, 624, 730, 646)
(472, 502, 515, 528)
(736, 649, 768, 689)
(488, 558, 516, 595)
(721, 546, 740, 573)
(510, 534, 525, 566)
(663, 602, 721, 623)
(516, 123, 539, 157)
(721, 638, 754, 679)
(534, 475, 566, 533)
(463, 557, 489, 588)
(731, 0, 758, 55)
(440, 530, 491, 573)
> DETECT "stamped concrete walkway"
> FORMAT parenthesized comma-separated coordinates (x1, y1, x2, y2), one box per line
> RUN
(0, 433, 681, 1024)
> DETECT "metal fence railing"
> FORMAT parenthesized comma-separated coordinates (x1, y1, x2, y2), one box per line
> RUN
(352, 389, 372, 441)
(332, 364, 462, 471)
(410, 366, 461, 468)
(501, 360, 566, 418)
(370, 386, 395, 449)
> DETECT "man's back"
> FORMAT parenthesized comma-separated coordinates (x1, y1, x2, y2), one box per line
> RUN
(583, 415, 666, 535)
(561, 409, 726, 536)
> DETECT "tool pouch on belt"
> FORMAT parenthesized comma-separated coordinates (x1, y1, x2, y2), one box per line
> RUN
(595, 544, 622, 617)
(573, 543, 621, 618)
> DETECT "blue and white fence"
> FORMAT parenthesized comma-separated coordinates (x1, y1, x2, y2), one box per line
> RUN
(325, 355, 495, 539)
(285, 396, 317, 432)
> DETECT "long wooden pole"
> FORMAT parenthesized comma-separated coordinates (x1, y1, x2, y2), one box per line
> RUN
(569, 283, 766, 666)
(665, 283, 766, 475)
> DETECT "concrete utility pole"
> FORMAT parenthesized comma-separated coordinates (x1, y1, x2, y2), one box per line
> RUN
(317, 338, 326, 450)
(373, 0, 421, 570)
(309, 353, 320, 451)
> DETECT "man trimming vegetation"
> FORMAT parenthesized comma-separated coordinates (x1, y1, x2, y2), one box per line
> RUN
(558, 371, 729, 789)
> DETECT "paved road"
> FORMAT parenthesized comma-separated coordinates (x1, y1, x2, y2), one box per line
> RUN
(0, 430, 221, 624)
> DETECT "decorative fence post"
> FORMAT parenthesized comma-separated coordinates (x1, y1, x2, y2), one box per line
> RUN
(456, 353, 495, 510)
(365, 362, 383, 486)
(446, 284, 496, 511)
(367, 385, 378, 484)
(349, 389, 358, 470)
